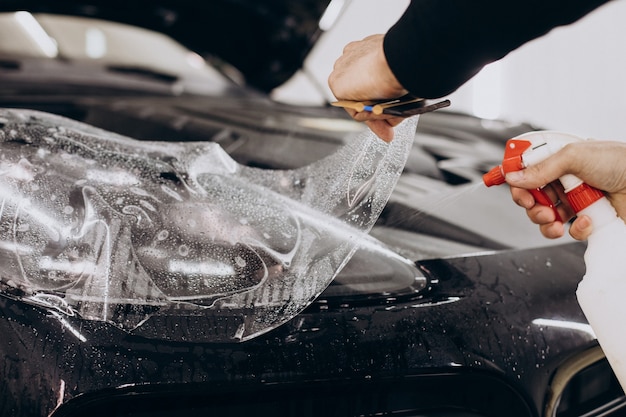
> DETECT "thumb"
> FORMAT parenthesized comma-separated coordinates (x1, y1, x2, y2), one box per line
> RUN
(504, 155, 567, 189)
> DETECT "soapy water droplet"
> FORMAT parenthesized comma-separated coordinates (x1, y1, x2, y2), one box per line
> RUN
(139, 200, 156, 212)
(130, 187, 152, 198)
(157, 230, 169, 241)
(234, 256, 246, 268)
(160, 184, 183, 202)
(178, 244, 189, 257)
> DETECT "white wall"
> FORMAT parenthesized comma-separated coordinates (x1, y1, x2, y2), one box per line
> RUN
(273, 0, 626, 141)
(454, 0, 626, 140)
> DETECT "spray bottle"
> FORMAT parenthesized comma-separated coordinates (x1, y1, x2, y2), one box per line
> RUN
(483, 131, 626, 391)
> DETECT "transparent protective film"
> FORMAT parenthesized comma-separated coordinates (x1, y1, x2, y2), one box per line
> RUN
(0, 109, 418, 342)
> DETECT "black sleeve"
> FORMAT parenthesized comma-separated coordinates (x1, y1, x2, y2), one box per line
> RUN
(383, 0, 612, 98)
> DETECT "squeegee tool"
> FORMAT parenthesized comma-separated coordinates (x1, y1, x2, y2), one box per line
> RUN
(331, 95, 450, 116)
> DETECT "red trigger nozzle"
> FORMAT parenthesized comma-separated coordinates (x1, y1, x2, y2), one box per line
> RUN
(483, 166, 505, 187)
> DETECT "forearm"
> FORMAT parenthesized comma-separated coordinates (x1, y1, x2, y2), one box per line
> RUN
(384, 0, 612, 98)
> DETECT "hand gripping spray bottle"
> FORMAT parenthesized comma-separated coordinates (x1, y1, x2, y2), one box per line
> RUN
(483, 131, 626, 391)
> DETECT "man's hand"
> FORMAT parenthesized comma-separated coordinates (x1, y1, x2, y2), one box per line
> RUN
(505, 140, 626, 240)
(328, 34, 408, 142)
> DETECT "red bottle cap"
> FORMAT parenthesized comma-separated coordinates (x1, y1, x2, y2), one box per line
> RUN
(567, 183, 605, 213)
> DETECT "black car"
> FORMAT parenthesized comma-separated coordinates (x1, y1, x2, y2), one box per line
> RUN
(0, 2, 624, 417)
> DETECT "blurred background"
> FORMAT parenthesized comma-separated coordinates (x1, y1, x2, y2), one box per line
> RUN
(272, 0, 626, 140)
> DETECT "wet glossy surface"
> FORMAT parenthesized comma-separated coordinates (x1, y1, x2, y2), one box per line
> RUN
(0, 240, 593, 416)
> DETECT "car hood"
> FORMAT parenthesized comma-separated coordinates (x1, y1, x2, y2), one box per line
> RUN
(0, 0, 332, 92)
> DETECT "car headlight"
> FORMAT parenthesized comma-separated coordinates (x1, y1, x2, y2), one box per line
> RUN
(0, 108, 419, 342)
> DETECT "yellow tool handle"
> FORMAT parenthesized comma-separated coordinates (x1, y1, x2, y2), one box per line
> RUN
(331, 95, 424, 115)
(330, 100, 375, 112)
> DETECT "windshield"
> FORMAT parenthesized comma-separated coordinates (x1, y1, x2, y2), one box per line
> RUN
(0, 12, 232, 91)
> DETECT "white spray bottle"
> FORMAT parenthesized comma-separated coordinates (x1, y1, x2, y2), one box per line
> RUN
(483, 131, 626, 391)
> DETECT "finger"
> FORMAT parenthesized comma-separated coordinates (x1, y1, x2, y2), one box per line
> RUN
(525, 195, 575, 228)
(510, 184, 560, 211)
(569, 215, 593, 240)
(510, 182, 574, 222)
(385, 116, 405, 128)
(510, 186, 535, 209)
(365, 120, 394, 142)
(505, 151, 571, 190)
(343, 108, 358, 118)
(527, 204, 558, 225)
(342, 40, 358, 54)
(539, 221, 565, 239)
(352, 111, 403, 122)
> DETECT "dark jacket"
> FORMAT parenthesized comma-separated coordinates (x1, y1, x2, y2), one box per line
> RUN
(383, 0, 612, 98)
